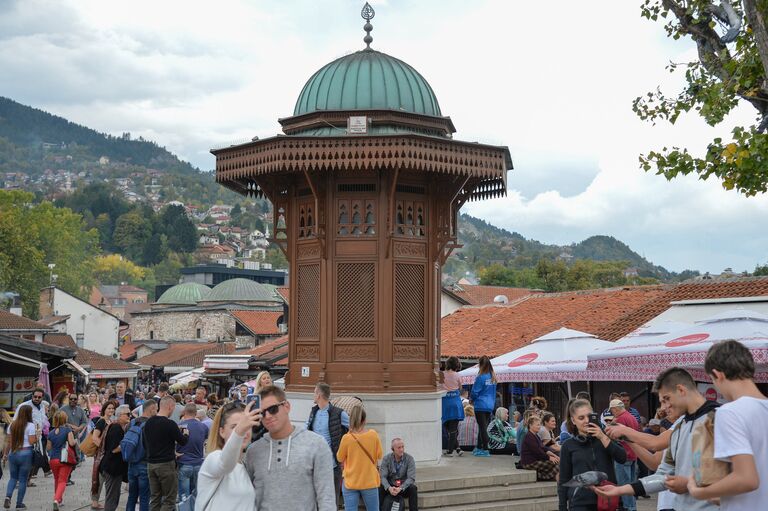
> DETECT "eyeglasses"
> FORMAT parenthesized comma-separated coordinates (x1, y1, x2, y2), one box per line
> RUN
(262, 401, 287, 417)
(32, 395, 43, 400)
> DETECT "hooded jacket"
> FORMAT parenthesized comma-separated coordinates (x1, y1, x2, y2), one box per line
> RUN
(631, 399, 720, 511)
(244, 424, 336, 511)
(557, 433, 627, 511)
(470, 373, 496, 413)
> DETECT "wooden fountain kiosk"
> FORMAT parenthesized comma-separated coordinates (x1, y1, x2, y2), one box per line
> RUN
(212, 4, 511, 461)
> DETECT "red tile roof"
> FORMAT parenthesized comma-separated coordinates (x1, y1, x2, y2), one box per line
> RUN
(0, 309, 53, 331)
(276, 287, 289, 304)
(238, 335, 289, 357)
(38, 315, 70, 327)
(75, 348, 139, 371)
(231, 310, 283, 335)
(43, 333, 77, 348)
(119, 341, 142, 361)
(136, 342, 236, 368)
(443, 284, 540, 306)
(441, 285, 670, 358)
(595, 276, 768, 341)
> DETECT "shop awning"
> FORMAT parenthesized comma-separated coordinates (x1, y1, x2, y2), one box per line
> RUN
(0, 348, 43, 369)
(63, 358, 89, 377)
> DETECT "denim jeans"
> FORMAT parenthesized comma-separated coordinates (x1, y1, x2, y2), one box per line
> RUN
(342, 483, 379, 511)
(614, 460, 637, 511)
(127, 463, 150, 511)
(177, 464, 201, 502)
(6, 449, 33, 507)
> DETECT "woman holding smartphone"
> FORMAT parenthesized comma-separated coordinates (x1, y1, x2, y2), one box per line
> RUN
(557, 398, 626, 511)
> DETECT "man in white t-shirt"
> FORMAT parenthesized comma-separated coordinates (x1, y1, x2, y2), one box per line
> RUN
(688, 340, 768, 510)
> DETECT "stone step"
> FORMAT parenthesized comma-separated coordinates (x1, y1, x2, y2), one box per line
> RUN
(423, 496, 560, 511)
(419, 482, 558, 509)
(418, 470, 538, 493)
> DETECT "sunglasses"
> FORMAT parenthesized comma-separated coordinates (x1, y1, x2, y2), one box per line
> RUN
(262, 401, 287, 417)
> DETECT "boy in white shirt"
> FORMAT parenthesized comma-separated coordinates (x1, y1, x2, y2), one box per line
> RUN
(688, 340, 768, 510)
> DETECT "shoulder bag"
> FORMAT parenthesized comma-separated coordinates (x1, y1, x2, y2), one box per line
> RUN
(350, 432, 378, 469)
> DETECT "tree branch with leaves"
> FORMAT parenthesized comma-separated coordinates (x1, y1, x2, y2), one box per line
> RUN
(638, 0, 768, 195)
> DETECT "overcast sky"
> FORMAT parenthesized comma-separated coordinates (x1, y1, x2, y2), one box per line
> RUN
(1, 0, 766, 274)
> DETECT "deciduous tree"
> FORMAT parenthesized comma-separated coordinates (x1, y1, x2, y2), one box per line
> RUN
(638, 0, 768, 195)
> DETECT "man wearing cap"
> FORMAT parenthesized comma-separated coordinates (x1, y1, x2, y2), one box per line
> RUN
(610, 398, 640, 511)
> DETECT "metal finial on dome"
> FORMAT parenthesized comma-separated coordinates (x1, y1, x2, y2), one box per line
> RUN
(361, 2, 375, 49)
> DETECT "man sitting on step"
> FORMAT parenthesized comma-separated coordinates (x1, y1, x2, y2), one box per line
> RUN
(380, 438, 418, 510)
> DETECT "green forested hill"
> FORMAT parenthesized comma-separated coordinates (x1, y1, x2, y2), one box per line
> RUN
(444, 213, 699, 284)
(0, 96, 195, 174)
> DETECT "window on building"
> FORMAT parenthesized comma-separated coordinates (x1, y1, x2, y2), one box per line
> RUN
(149, 331, 154, 340)
(196, 328, 201, 339)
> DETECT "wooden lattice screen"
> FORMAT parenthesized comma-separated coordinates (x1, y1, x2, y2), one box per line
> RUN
(336, 262, 376, 338)
(394, 263, 425, 338)
(297, 264, 320, 338)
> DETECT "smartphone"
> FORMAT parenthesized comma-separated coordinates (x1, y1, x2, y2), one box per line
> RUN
(246, 394, 260, 409)
(588, 412, 601, 429)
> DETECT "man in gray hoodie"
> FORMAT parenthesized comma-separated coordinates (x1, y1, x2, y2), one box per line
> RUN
(595, 367, 720, 511)
(245, 385, 336, 511)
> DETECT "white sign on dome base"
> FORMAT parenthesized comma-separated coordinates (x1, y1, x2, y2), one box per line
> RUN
(347, 116, 368, 134)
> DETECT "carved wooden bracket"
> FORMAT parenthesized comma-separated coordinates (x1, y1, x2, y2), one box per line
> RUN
(302, 168, 327, 259)
(385, 168, 400, 259)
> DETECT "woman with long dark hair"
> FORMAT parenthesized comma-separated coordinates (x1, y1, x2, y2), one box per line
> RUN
(4, 405, 37, 509)
(557, 398, 626, 511)
(90, 399, 117, 510)
(470, 355, 496, 457)
(441, 356, 465, 457)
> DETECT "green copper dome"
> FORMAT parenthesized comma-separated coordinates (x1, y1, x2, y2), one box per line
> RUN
(293, 49, 442, 117)
(204, 278, 280, 303)
(156, 282, 211, 305)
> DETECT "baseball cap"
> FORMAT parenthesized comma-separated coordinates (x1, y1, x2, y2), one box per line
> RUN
(648, 418, 661, 426)
(609, 399, 625, 409)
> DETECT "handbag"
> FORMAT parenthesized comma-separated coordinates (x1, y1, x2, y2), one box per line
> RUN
(79, 430, 99, 457)
(32, 437, 48, 468)
(691, 411, 730, 486)
(595, 480, 620, 511)
(60, 442, 78, 466)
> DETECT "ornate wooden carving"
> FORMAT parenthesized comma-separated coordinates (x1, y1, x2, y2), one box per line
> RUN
(296, 264, 320, 338)
(393, 344, 426, 360)
(334, 344, 377, 360)
(297, 243, 321, 260)
(295, 344, 320, 361)
(393, 242, 426, 258)
(394, 263, 425, 339)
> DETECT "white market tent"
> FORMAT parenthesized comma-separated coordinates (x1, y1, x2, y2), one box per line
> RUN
(586, 308, 768, 382)
(169, 367, 204, 387)
(458, 327, 614, 385)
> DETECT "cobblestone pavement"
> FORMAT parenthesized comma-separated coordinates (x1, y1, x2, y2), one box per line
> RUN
(0, 457, 126, 511)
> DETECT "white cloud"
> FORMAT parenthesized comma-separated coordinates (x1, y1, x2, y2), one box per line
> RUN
(0, 0, 766, 273)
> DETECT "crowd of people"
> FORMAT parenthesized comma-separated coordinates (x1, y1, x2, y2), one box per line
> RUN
(0, 372, 423, 511)
(441, 340, 768, 511)
(0, 339, 765, 511)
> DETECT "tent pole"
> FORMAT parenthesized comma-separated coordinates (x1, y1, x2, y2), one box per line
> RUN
(567, 380, 573, 399)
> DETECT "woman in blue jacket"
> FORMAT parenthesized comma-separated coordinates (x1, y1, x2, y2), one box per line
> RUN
(470, 356, 497, 456)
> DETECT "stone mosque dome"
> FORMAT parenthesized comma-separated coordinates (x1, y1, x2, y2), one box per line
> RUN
(293, 49, 442, 118)
(156, 282, 211, 306)
(203, 278, 281, 304)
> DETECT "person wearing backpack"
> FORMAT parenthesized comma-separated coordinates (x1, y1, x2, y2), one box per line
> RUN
(125, 399, 157, 511)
